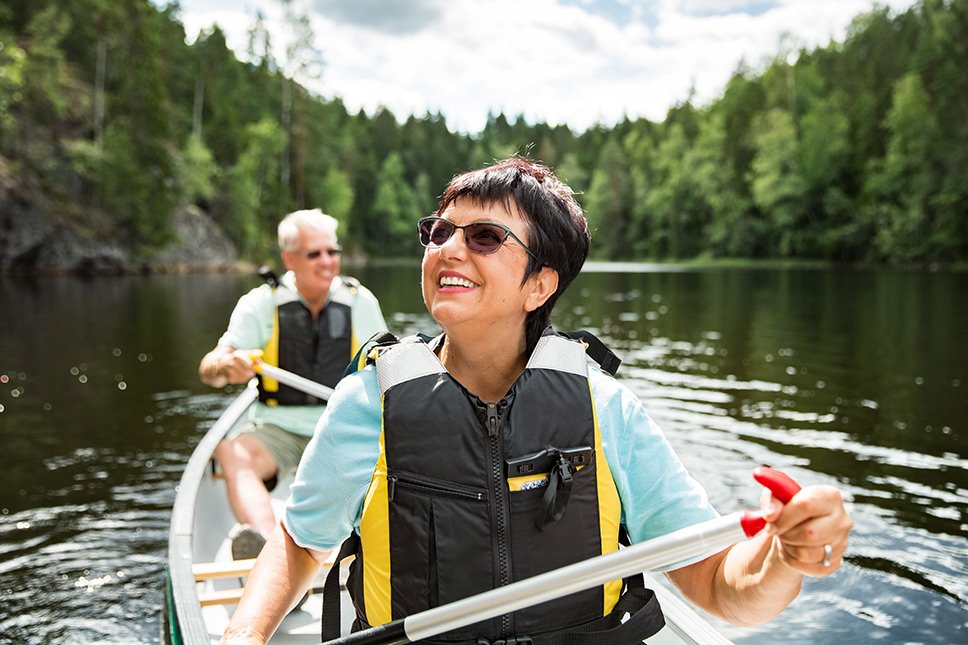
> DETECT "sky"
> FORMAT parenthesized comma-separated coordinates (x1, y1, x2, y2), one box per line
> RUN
(170, 0, 919, 134)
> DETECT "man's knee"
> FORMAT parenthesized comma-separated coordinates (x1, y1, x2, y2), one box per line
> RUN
(216, 435, 276, 479)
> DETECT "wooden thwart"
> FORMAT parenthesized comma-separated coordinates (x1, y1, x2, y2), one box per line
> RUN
(192, 558, 257, 581)
(199, 588, 245, 607)
(193, 558, 256, 606)
(192, 551, 350, 606)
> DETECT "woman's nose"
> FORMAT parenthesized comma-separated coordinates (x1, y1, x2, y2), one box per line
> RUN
(438, 229, 469, 258)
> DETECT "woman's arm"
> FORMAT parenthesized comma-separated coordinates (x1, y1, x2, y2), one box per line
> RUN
(219, 523, 329, 644)
(667, 484, 852, 625)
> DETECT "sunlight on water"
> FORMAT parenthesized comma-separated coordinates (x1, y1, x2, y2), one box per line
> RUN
(1, 270, 965, 643)
(556, 269, 968, 643)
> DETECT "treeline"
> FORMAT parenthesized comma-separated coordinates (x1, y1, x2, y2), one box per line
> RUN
(1, 0, 965, 266)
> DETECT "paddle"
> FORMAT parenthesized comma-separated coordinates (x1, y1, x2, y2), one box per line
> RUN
(249, 359, 335, 401)
(319, 466, 801, 645)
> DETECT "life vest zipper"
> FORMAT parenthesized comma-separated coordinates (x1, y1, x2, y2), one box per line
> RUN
(485, 400, 512, 636)
(386, 471, 486, 502)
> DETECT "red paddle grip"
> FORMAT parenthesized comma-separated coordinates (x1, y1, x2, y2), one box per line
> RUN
(753, 466, 802, 504)
(740, 467, 803, 537)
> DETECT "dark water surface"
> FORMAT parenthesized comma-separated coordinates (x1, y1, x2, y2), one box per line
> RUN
(0, 266, 965, 643)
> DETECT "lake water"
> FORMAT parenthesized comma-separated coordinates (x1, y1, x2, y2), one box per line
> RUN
(0, 265, 965, 643)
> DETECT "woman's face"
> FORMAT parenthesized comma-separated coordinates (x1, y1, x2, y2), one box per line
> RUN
(421, 197, 554, 339)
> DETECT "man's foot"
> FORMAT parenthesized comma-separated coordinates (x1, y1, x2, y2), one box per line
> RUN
(230, 524, 267, 560)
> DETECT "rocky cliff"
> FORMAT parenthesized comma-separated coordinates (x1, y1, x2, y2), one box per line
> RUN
(0, 158, 244, 275)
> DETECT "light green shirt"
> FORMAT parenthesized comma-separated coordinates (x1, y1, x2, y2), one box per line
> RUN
(218, 271, 387, 436)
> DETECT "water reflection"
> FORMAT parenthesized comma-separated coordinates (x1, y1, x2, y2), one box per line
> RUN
(0, 267, 965, 643)
(557, 267, 968, 642)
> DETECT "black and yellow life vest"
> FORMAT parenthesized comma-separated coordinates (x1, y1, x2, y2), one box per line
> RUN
(324, 329, 664, 644)
(257, 277, 359, 406)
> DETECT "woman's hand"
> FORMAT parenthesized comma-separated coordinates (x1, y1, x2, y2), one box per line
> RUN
(760, 484, 852, 576)
(218, 627, 267, 645)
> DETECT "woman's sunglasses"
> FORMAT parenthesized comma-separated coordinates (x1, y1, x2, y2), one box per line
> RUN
(417, 216, 538, 259)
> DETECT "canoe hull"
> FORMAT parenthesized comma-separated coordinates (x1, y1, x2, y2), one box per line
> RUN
(165, 385, 731, 644)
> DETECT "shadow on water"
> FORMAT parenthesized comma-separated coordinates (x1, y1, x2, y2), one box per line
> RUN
(0, 266, 965, 643)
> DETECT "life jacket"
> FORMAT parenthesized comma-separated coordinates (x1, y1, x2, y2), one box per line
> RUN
(322, 328, 664, 645)
(257, 276, 359, 406)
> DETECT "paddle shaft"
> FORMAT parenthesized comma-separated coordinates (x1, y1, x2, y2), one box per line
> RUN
(321, 511, 754, 645)
(321, 467, 801, 645)
(254, 362, 334, 401)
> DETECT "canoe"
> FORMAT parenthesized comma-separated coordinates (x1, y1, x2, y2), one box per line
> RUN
(163, 383, 732, 644)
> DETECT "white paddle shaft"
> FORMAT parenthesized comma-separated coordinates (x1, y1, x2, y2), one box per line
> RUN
(403, 511, 749, 641)
(256, 362, 334, 401)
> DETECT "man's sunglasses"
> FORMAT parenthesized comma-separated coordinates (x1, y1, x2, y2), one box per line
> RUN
(417, 216, 538, 259)
(300, 248, 342, 260)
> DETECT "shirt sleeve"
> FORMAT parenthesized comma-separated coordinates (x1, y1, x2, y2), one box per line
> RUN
(284, 367, 383, 551)
(351, 284, 388, 347)
(217, 284, 273, 350)
(591, 369, 720, 568)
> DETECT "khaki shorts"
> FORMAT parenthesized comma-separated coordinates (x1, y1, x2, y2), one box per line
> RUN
(227, 421, 312, 477)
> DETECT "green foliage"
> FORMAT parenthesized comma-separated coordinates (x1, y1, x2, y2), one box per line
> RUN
(585, 138, 631, 259)
(179, 134, 217, 204)
(863, 72, 943, 263)
(3, 0, 966, 268)
(222, 118, 286, 257)
(371, 152, 421, 257)
(0, 35, 25, 142)
(99, 123, 176, 252)
(749, 108, 808, 256)
(21, 5, 71, 123)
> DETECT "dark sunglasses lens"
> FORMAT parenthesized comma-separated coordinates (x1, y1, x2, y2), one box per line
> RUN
(328, 249, 342, 257)
(306, 250, 322, 260)
(420, 219, 456, 247)
(465, 223, 507, 253)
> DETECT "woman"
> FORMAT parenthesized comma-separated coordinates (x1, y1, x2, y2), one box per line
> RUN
(220, 157, 852, 644)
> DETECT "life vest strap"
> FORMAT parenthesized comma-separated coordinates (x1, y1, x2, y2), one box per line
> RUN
(559, 330, 622, 376)
(321, 533, 361, 641)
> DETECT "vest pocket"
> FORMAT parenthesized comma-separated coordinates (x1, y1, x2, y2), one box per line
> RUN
(387, 470, 492, 630)
(387, 471, 486, 502)
(507, 461, 605, 633)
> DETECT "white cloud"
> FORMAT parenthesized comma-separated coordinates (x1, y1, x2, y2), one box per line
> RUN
(173, 0, 918, 133)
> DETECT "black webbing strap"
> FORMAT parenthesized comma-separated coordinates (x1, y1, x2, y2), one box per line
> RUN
(535, 456, 574, 531)
(528, 525, 661, 644)
(472, 525, 662, 645)
(475, 587, 663, 645)
(321, 533, 360, 641)
(560, 330, 622, 376)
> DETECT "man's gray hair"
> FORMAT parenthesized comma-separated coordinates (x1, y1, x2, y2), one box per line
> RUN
(277, 209, 339, 252)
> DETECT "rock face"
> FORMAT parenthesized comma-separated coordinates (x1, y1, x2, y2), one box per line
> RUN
(150, 206, 241, 273)
(0, 165, 240, 274)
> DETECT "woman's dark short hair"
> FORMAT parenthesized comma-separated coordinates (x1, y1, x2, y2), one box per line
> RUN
(435, 156, 590, 353)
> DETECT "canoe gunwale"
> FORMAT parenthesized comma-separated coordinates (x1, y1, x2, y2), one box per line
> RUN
(166, 381, 732, 644)
(168, 384, 259, 644)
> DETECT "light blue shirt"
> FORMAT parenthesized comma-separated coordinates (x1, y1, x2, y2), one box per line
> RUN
(217, 272, 387, 436)
(285, 362, 720, 563)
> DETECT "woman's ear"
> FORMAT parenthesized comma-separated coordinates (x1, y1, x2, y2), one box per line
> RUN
(524, 266, 559, 313)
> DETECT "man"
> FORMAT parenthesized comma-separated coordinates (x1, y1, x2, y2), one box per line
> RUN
(199, 208, 387, 559)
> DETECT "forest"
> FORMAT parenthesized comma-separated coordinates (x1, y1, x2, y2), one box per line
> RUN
(1, 0, 966, 266)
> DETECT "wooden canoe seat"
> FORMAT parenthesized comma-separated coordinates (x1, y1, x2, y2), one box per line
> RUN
(192, 558, 257, 581)
(193, 558, 256, 606)
(192, 551, 351, 606)
(199, 587, 245, 607)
